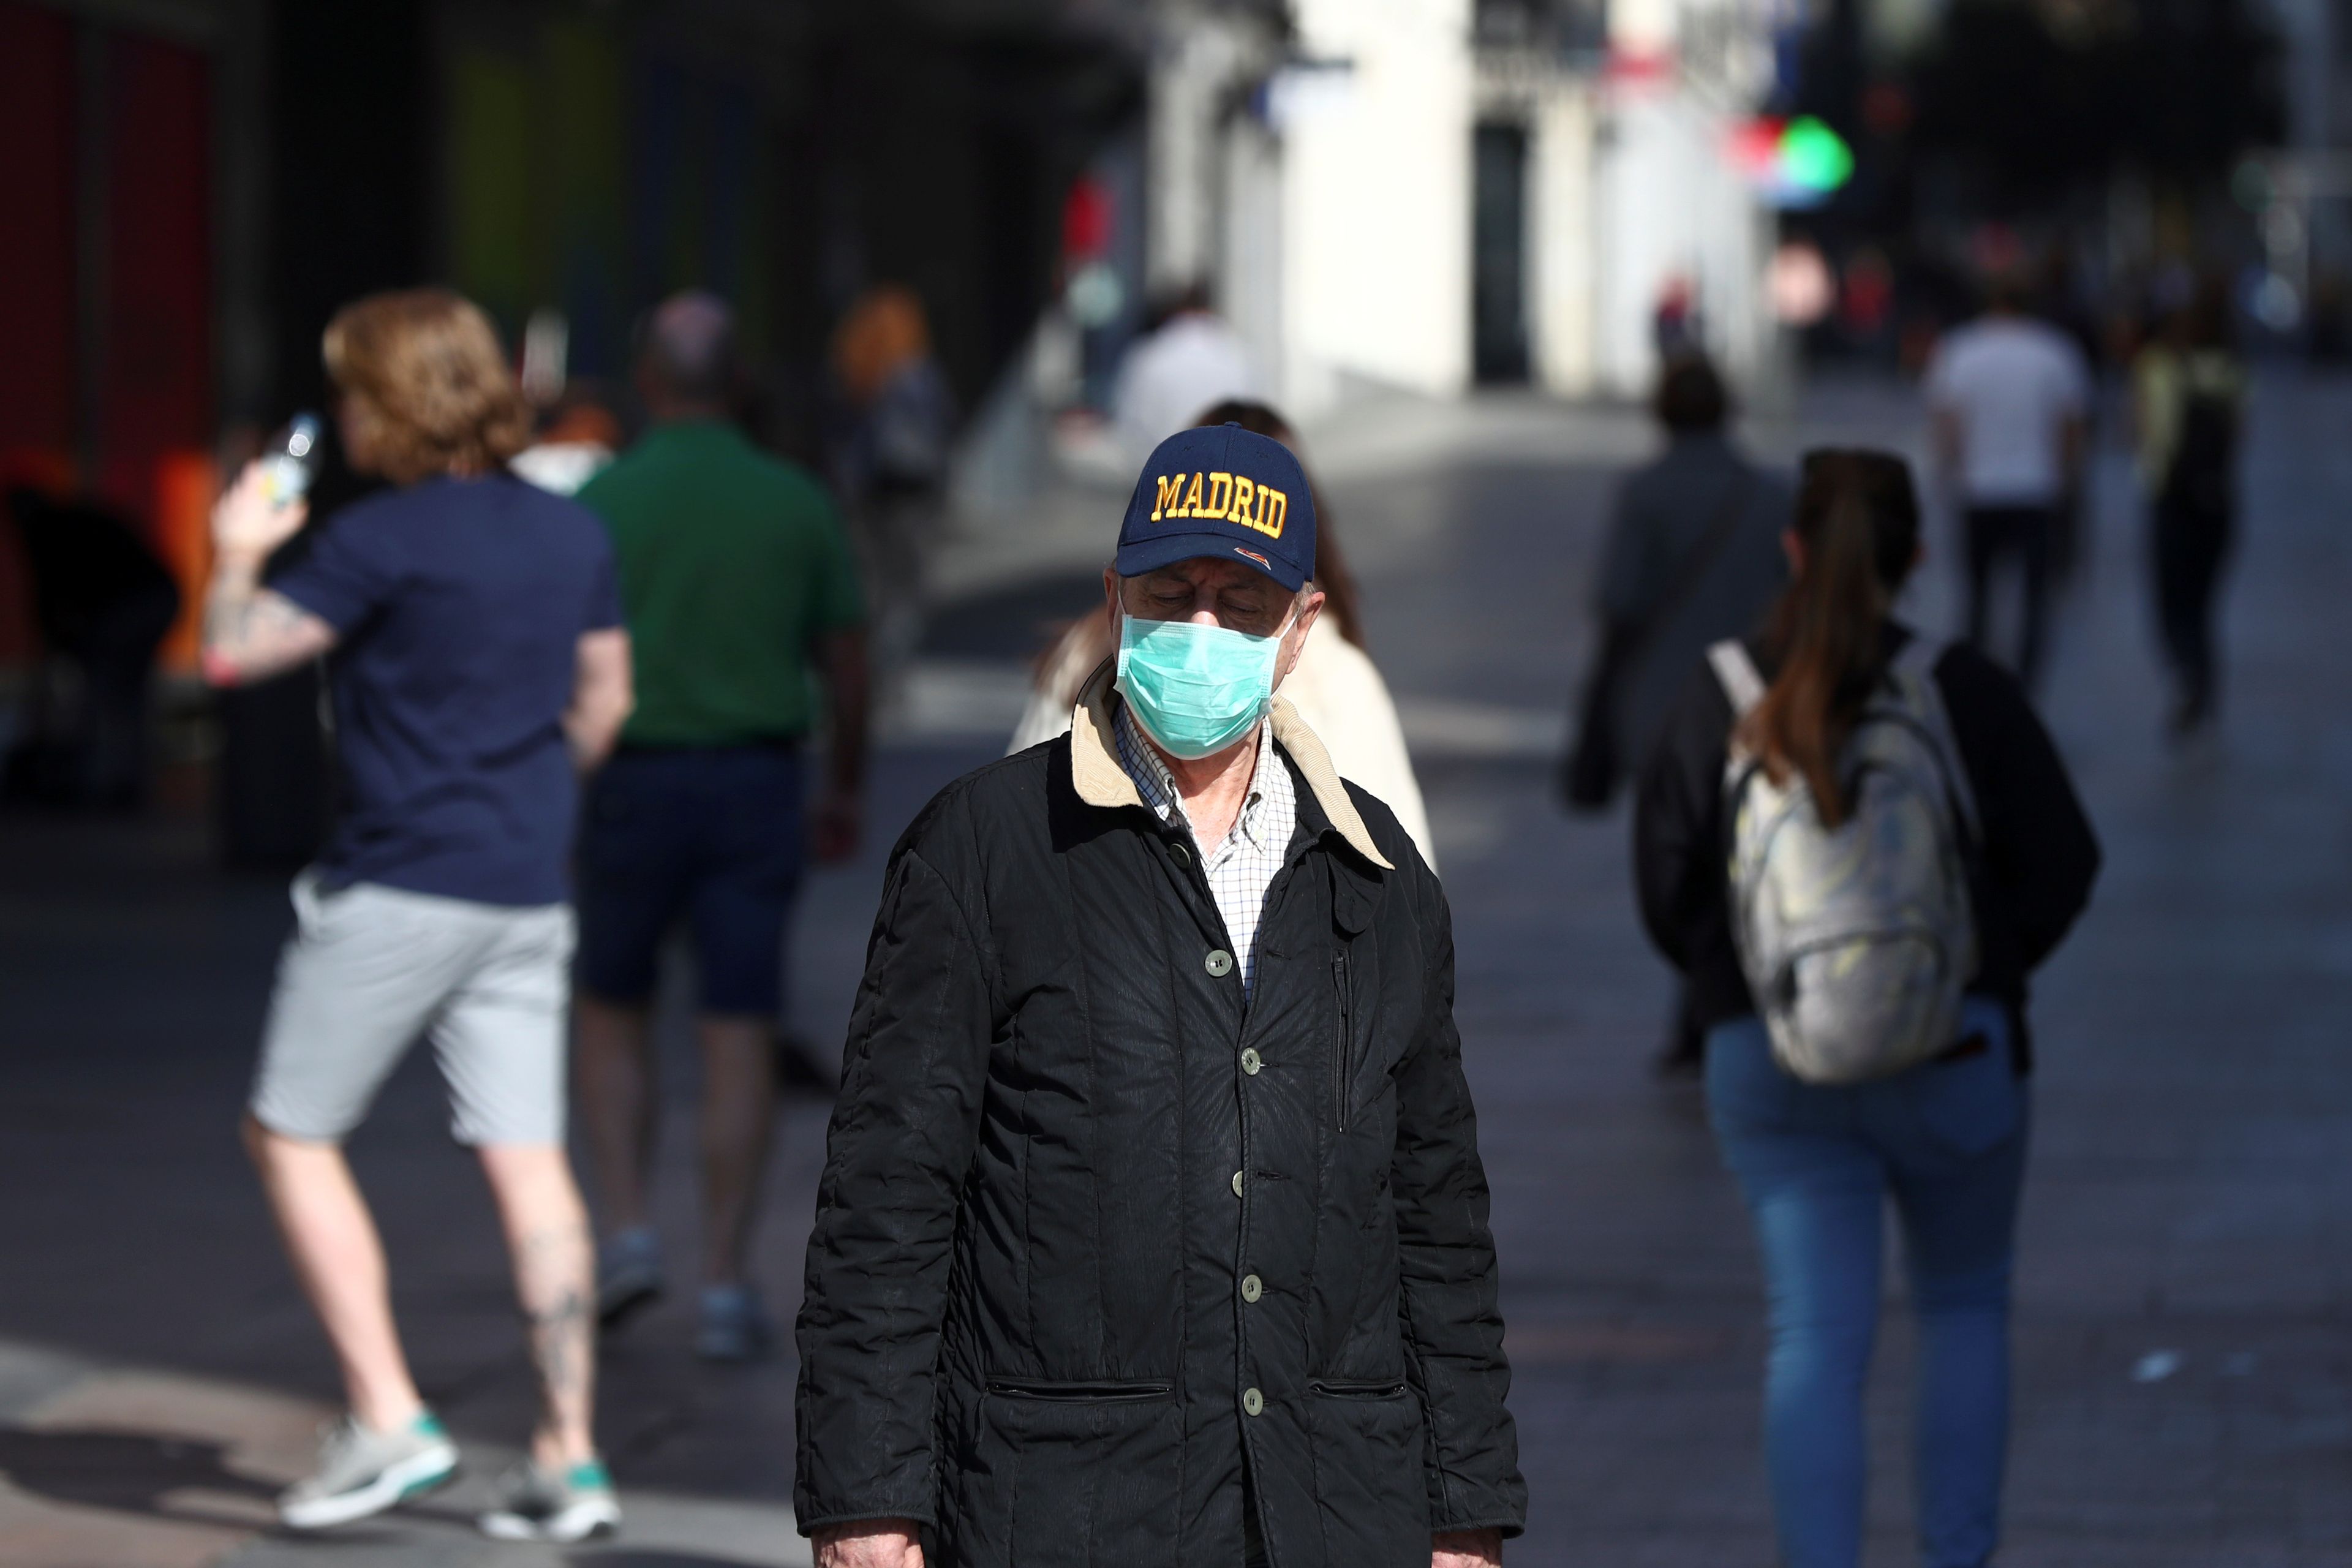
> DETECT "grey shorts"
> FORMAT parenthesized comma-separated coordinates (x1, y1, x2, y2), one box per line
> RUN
(249, 874, 576, 1147)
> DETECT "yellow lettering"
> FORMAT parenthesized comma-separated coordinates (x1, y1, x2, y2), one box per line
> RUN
(1181, 472, 1205, 517)
(1152, 474, 1183, 522)
(1248, 485, 1287, 539)
(1205, 472, 1234, 519)
(1231, 476, 1254, 522)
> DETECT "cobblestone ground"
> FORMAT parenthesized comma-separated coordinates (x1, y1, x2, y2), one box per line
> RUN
(1, 371, 2346, 1568)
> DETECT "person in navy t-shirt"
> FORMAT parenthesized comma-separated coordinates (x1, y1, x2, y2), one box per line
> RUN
(202, 289, 633, 1542)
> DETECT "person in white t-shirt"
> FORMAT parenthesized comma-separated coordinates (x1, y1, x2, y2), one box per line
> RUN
(1924, 278, 2090, 689)
(1112, 284, 1259, 466)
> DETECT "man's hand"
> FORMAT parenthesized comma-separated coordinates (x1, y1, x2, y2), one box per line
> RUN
(812, 1519, 923, 1568)
(211, 458, 309, 566)
(1434, 1526, 1504, 1567)
(812, 787, 862, 864)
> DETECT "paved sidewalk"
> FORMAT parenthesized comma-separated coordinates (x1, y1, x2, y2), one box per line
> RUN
(2, 371, 2349, 1566)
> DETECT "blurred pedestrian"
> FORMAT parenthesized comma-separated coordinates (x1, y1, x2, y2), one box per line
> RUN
(204, 288, 632, 1540)
(831, 285, 954, 698)
(1635, 450, 2098, 1568)
(794, 424, 1523, 1568)
(1652, 273, 1705, 360)
(572, 291, 869, 1362)
(1924, 274, 2091, 690)
(1112, 281, 1258, 463)
(3, 487, 180, 809)
(1009, 398, 1436, 867)
(1561, 354, 1789, 1074)
(511, 388, 622, 497)
(1564, 353, 1790, 811)
(2132, 279, 2244, 736)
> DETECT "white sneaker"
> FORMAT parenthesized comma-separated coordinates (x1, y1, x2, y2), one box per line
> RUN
(479, 1458, 622, 1542)
(278, 1410, 458, 1530)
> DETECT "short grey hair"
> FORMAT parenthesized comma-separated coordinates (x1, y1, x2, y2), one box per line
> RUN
(641, 291, 737, 402)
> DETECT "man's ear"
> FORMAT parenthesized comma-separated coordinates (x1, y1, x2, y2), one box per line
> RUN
(1101, 566, 1123, 632)
(1271, 589, 1326, 692)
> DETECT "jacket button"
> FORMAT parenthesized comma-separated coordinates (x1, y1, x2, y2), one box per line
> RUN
(1170, 842, 1192, 868)
(1240, 1273, 1262, 1303)
(1242, 1387, 1264, 1417)
(1231, 1170, 1244, 1197)
(1239, 1047, 1262, 1076)
(1205, 948, 1233, 977)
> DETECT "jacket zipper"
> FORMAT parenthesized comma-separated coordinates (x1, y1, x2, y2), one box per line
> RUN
(985, 1377, 1175, 1403)
(1308, 1378, 1407, 1399)
(1332, 950, 1351, 1132)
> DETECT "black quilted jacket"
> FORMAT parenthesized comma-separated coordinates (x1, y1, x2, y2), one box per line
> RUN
(794, 675, 1525, 1567)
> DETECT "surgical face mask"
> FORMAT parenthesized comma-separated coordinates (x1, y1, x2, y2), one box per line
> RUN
(1115, 610, 1291, 760)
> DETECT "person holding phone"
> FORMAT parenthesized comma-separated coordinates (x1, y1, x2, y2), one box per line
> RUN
(204, 288, 633, 1541)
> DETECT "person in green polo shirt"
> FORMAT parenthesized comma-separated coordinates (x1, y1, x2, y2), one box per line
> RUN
(571, 292, 869, 1362)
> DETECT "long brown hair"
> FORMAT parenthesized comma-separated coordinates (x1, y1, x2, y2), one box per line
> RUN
(323, 289, 532, 484)
(1740, 450, 1920, 826)
(1192, 398, 1364, 647)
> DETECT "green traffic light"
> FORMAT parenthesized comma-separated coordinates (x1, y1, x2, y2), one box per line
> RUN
(1781, 117, 1855, 193)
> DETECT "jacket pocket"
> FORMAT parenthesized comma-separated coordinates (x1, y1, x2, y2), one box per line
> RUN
(968, 1377, 1184, 1568)
(1305, 1378, 1430, 1567)
(984, 1376, 1174, 1403)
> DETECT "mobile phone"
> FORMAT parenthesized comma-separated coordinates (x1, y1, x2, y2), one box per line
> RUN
(262, 413, 322, 508)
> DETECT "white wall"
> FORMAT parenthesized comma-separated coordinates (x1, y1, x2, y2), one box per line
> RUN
(1593, 91, 1769, 396)
(1281, 0, 1476, 406)
(1530, 84, 1599, 397)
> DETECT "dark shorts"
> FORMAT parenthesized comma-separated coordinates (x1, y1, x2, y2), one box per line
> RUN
(576, 744, 804, 1016)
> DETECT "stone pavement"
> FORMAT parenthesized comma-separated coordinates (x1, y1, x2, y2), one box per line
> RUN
(2, 370, 2349, 1566)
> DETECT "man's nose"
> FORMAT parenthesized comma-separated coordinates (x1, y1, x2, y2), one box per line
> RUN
(1187, 605, 1220, 626)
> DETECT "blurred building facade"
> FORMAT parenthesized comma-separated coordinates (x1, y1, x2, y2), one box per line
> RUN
(1133, 0, 1779, 411)
(0, 0, 1141, 671)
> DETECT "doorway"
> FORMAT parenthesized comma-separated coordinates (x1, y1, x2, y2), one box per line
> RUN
(1472, 121, 1530, 384)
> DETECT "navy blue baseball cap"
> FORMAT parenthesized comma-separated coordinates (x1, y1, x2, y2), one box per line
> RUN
(1115, 423, 1317, 592)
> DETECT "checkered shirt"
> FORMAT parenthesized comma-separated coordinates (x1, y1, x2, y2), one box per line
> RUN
(1114, 700, 1297, 997)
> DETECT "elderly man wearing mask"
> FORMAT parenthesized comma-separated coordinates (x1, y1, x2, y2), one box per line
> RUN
(794, 423, 1525, 1568)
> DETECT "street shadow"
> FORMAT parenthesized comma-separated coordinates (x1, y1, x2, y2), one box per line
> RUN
(566, 1556, 780, 1567)
(0, 1424, 277, 1527)
(922, 568, 1104, 660)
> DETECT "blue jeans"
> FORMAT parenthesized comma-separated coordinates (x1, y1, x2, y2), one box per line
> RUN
(1706, 999, 2027, 1568)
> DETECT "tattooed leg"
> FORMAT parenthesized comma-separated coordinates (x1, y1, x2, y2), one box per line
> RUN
(480, 1145, 598, 1468)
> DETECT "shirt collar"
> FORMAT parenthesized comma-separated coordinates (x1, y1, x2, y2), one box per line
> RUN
(1113, 699, 1281, 854)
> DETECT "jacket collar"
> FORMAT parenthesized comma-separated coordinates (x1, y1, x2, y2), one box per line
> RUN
(1070, 659, 1394, 872)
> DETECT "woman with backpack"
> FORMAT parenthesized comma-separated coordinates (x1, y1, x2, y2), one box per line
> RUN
(1634, 449, 2100, 1568)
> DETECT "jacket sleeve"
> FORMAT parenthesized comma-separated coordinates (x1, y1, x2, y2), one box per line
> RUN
(1939, 647, 2101, 970)
(1632, 662, 1734, 971)
(1594, 478, 1657, 630)
(794, 837, 993, 1534)
(1391, 880, 1529, 1537)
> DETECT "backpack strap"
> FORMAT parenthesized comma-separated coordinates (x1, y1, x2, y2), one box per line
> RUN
(1707, 639, 1766, 718)
(1881, 635, 1983, 845)
(1891, 633, 1945, 682)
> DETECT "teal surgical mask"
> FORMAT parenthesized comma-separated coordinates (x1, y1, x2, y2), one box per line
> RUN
(1115, 611, 1289, 760)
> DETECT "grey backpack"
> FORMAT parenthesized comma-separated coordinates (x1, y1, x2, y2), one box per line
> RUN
(1711, 637, 1980, 1084)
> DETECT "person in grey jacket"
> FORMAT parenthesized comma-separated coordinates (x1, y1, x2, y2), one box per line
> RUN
(1565, 354, 1790, 1071)
(1585, 354, 1791, 786)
